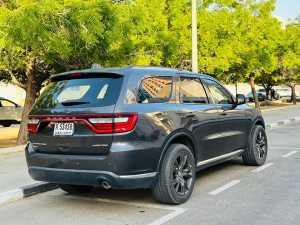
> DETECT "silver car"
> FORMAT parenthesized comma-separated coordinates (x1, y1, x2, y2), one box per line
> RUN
(0, 97, 23, 127)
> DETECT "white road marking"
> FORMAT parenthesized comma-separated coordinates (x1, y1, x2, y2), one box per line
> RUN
(0, 189, 23, 206)
(149, 208, 187, 225)
(209, 180, 241, 195)
(251, 163, 274, 172)
(65, 196, 187, 225)
(282, 150, 298, 158)
(269, 147, 300, 150)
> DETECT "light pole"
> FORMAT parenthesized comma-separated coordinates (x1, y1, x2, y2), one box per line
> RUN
(192, 0, 198, 73)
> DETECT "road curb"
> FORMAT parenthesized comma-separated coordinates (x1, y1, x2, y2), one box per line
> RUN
(0, 182, 58, 206)
(266, 117, 300, 129)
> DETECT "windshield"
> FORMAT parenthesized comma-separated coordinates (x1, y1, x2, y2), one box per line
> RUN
(34, 77, 123, 109)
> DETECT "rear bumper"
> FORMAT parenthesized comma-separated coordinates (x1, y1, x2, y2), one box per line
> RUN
(28, 166, 157, 189)
(25, 143, 160, 189)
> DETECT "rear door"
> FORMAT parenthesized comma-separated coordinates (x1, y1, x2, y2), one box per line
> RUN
(203, 79, 248, 155)
(176, 75, 222, 161)
(28, 73, 124, 156)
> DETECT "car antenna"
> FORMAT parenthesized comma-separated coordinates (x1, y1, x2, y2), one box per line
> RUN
(91, 63, 103, 69)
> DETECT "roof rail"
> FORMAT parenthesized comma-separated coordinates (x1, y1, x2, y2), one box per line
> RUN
(91, 63, 103, 69)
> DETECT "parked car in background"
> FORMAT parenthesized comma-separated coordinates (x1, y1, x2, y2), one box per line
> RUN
(246, 92, 265, 102)
(25, 66, 267, 205)
(258, 88, 280, 100)
(258, 89, 266, 97)
(0, 97, 23, 127)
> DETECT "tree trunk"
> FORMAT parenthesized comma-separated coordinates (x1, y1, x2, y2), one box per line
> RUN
(250, 76, 259, 108)
(265, 87, 270, 105)
(16, 58, 38, 145)
(291, 83, 296, 105)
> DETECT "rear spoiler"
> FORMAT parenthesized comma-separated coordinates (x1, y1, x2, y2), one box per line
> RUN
(49, 71, 123, 82)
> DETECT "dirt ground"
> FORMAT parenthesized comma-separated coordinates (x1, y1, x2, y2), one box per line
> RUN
(0, 126, 19, 148)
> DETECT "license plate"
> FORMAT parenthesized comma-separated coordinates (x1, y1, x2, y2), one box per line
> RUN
(54, 123, 74, 136)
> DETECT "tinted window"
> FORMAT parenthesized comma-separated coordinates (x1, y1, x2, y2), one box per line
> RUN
(205, 79, 233, 104)
(34, 77, 123, 109)
(137, 76, 172, 103)
(179, 77, 208, 104)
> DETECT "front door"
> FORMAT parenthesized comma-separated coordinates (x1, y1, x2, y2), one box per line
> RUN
(203, 79, 248, 155)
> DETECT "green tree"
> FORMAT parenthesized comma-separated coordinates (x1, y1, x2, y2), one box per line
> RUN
(196, 0, 282, 108)
(279, 19, 300, 104)
(0, 0, 116, 144)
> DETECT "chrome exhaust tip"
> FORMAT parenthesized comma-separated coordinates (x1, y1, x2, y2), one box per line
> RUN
(102, 181, 111, 189)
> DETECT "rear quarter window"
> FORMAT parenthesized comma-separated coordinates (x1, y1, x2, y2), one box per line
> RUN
(137, 76, 173, 103)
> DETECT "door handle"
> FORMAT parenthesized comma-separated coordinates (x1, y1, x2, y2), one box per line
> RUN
(185, 112, 196, 117)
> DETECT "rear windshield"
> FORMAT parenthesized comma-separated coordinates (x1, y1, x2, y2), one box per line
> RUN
(34, 77, 123, 109)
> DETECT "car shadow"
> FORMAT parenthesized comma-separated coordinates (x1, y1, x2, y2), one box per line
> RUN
(58, 158, 245, 204)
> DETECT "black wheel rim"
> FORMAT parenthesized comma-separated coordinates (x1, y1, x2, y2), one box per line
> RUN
(173, 154, 193, 196)
(256, 131, 267, 159)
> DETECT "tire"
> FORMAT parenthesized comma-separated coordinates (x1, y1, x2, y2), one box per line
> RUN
(152, 144, 195, 205)
(243, 125, 268, 166)
(2, 121, 12, 127)
(58, 184, 93, 194)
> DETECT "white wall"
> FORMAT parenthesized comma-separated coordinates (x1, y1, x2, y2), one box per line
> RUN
(224, 83, 260, 96)
(0, 82, 26, 105)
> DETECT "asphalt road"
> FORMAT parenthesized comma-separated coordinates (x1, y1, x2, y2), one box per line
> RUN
(0, 123, 299, 225)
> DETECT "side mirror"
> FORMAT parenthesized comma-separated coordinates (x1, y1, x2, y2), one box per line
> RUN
(236, 94, 246, 105)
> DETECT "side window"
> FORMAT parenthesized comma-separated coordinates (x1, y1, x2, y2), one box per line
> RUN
(137, 76, 172, 103)
(0, 100, 16, 107)
(179, 77, 208, 104)
(205, 79, 233, 104)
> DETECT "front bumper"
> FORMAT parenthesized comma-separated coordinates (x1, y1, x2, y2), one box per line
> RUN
(25, 143, 160, 189)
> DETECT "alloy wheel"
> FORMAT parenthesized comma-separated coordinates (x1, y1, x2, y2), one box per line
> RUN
(173, 154, 193, 196)
(256, 131, 267, 159)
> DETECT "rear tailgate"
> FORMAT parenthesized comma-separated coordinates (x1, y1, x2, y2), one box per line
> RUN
(28, 72, 124, 156)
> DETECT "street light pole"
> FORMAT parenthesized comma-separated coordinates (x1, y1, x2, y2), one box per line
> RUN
(192, 0, 198, 73)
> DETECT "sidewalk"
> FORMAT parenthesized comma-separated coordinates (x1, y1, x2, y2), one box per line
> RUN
(0, 151, 39, 193)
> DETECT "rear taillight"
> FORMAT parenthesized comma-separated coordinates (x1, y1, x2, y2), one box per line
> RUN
(89, 114, 138, 133)
(27, 114, 138, 134)
(27, 118, 40, 133)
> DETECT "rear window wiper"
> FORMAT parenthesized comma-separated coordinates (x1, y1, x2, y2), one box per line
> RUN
(61, 101, 90, 106)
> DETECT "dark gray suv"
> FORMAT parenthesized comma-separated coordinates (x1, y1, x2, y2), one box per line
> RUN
(26, 66, 268, 204)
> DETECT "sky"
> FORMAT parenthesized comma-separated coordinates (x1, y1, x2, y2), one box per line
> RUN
(273, 0, 300, 23)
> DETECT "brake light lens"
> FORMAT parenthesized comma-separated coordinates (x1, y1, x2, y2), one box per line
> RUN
(27, 118, 40, 133)
(27, 114, 138, 134)
(114, 115, 137, 133)
(69, 72, 82, 76)
(89, 114, 137, 133)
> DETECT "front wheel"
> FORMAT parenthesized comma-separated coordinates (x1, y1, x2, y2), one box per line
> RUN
(152, 144, 195, 205)
(58, 184, 93, 194)
(243, 125, 268, 166)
